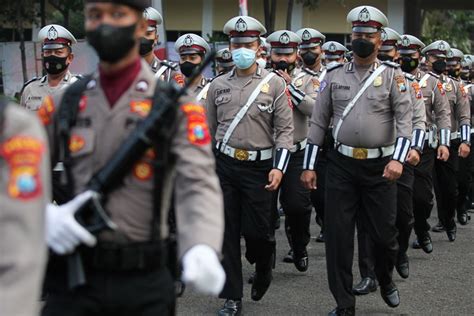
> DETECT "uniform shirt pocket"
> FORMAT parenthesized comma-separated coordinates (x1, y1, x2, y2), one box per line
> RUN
(69, 128, 95, 158)
(367, 88, 390, 114)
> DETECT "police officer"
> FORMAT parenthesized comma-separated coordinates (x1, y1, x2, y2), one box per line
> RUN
(322, 41, 349, 66)
(431, 45, 471, 239)
(39, 1, 225, 314)
(175, 33, 211, 102)
(267, 30, 313, 272)
(0, 98, 50, 316)
(257, 37, 271, 68)
(397, 35, 451, 253)
(20, 24, 79, 111)
(353, 27, 427, 295)
(301, 6, 412, 314)
(215, 48, 235, 75)
(206, 15, 293, 315)
(140, 7, 182, 84)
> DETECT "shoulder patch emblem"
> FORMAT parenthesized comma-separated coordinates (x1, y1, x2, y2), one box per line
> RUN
(181, 103, 211, 146)
(437, 82, 446, 95)
(395, 75, 407, 92)
(69, 135, 85, 153)
(174, 73, 185, 87)
(130, 99, 152, 117)
(1, 136, 44, 200)
(412, 82, 422, 99)
(319, 80, 328, 93)
(460, 83, 467, 98)
(38, 95, 55, 125)
(285, 88, 294, 109)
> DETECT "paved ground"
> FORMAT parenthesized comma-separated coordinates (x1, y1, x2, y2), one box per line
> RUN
(177, 211, 474, 315)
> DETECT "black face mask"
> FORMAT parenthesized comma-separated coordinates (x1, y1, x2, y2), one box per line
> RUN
(43, 55, 69, 75)
(180, 61, 199, 77)
(351, 38, 375, 58)
(271, 60, 296, 72)
(301, 51, 318, 66)
(139, 38, 154, 56)
(461, 71, 469, 81)
(400, 56, 419, 73)
(448, 68, 461, 78)
(377, 54, 393, 62)
(86, 23, 137, 63)
(432, 60, 447, 74)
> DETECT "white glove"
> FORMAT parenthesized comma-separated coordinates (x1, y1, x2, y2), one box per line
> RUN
(46, 190, 97, 255)
(182, 244, 226, 296)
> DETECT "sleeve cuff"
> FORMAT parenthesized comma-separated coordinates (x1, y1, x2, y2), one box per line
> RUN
(303, 143, 319, 170)
(439, 128, 451, 147)
(273, 148, 291, 173)
(288, 83, 305, 106)
(411, 129, 426, 153)
(392, 137, 411, 163)
(460, 125, 471, 144)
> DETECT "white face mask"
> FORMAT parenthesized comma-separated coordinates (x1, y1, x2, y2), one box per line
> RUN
(231, 48, 257, 69)
(256, 58, 267, 68)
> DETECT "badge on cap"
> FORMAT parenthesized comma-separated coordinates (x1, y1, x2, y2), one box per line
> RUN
(401, 36, 410, 47)
(328, 43, 337, 52)
(184, 35, 194, 46)
(381, 29, 388, 41)
(302, 30, 311, 41)
(222, 50, 232, 60)
(373, 76, 382, 87)
(438, 42, 446, 51)
(279, 32, 290, 45)
(235, 18, 248, 32)
(358, 7, 371, 22)
(47, 26, 58, 40)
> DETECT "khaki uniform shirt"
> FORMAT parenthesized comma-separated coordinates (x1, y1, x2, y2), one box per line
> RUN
(440, 75, 470, 132)
(414, 70, 451, 130)
(0, 103, 50, 316)
(190, 76, 211, 103)
(20, 71, 80, 111)
(39, 60, 223, 257)
(405, 73, 427, 131)
(149, 55, 184, 86)
(206, 66, 294, 150)
(309, 61, 412, 148)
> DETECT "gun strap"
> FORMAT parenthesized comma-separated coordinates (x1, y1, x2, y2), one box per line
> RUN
(57, 75, 92, 201)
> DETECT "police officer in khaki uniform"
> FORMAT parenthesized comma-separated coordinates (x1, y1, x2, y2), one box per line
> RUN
(0, 99, 51, 316)
(20, 24, 80, 111)
(206, 15, 294, 316)
(322, 41, 349, 66)
(140, 7, 182, 84)
(38, 1, 225, 314)
(267, 30, 312, 272)
(215, 48, 235, 75)
(301, 6, 412, 314)
(354, 27, 427, 295)
(397, 35, 451, 253)
(431, 45, 471, 240)
(175, 33, 211, 102)
(296, 28, 326, 74)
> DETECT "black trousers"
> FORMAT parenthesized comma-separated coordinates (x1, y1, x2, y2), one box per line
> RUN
(311, 153, 328, 229)
(280, 150, 312, 254)
(42, 267, 175, 316)
(357, 164, 414, 279)
(325, 151, 398, 309)
(413, 146, 436, 238)
(456, 139, 473, 213)
(433, 141, 459, 230)
(216, 154, 276, 300)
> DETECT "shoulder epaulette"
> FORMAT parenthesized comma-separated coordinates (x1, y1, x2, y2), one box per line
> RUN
(382, 60, 400, 68)
(428, 71, 440, 79)
(449, 76, 460, 82)
(210, 72, 226, 82)
(21, 77, 39, 91)
(160, 60, 178, 71)
(404, 73, 416, 81)
(303, 68, 317, 76)
(327, 62, 344, 72)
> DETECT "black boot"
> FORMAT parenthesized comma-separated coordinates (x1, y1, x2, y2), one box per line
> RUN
(218, 300, 242, 316)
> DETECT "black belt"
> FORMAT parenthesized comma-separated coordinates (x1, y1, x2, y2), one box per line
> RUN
(81, 241, 167, 272)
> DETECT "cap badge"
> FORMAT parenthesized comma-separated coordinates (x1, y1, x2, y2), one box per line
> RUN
(329, 43, 336, 52)
(235, 18, 248, 32)
(279, 32, 290, 45)
(47, 26, 58, 40)
(358, 7, 371, 23)
(401, 36, 410, 47)
(143, 10, 149, 20)
(222, 50, 232, 60)
(302, 30, 311, 41)
(447, 50, 454, 58)
(184, 35, 194, 47)
(438, 42, 446, 51)
(381, 29, 388, 41)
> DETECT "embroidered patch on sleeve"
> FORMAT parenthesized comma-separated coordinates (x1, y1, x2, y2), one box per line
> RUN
(1, 136, 44, 200)
(174, 73, 185, 87)
(130, 99, 152, 117)
(437, 82, 446, 95)
(412, 82, 423, 99)
(181, 103, 211, 146)
(395, 75, 407, 93)
(37, 95, 55, 125)
(285, 88, 294, 109)
(460, 83, 467, 98)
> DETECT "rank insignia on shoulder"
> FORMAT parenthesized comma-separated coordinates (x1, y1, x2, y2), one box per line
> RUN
(181, 103, 211, 146)
(395, 75, 407, 92)
(130, 100, 152, 117)
(1, 136, 44, 200)
(327, 62, 344, 72)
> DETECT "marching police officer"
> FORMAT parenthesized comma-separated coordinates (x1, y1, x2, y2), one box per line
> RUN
(175, 33, 211, 102)
(354, 27, 427, 295)
(20, 24, 80, 111)
(322, 41, 349, 66)
(431, 45, 471, 239)
(39, 1, 225, 315)
(267, 30, 313, 272)
(397, 35, 451, 253)
(206, 15, 294, 316)
(215, 48, 235, 75)
(140, 7, 181, 83)
(0, 98, 51, 316)
(301, 6, 412, 314)
(257, 37, 271, 68)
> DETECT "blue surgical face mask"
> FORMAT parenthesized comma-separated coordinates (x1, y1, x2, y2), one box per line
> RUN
(231, 47, 257, 69)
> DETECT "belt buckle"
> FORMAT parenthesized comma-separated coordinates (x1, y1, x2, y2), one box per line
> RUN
(352, 148, 368, 160)
(234, 149, 250, 161)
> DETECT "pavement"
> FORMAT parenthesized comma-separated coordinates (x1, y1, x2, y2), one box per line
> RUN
(177, 211, 474, 315)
